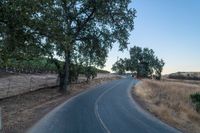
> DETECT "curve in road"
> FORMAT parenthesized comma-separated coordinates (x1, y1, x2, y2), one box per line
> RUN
(28, 78, 181, 133)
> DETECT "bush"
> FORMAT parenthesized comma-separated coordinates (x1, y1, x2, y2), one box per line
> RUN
(190, 93, 200, 112)
(84, 66, 97, 82)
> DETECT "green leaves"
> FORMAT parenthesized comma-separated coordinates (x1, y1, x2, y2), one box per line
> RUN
(1, 0, 136, 90)
(190, 93, 200, 112)
(0, 0, 47, 63)
(112, 46, 165, 79)
(112, 58, 127, 74)
(129, 46, 165, 79)
(1, 0, 136, 65)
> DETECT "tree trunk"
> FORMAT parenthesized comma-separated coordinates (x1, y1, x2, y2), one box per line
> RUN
(136, 67, 140, 78)
(59, 51, 70, 93)
(157, 71, 161, 80)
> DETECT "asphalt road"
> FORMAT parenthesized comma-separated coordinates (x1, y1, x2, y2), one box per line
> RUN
(28, 78, 181, 133)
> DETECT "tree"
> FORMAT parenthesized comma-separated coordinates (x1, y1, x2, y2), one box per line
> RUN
(112, 58, 126, 74)
(154, 58, 165, 80)
(0, 0, 49, 69)
(0, 0, 136, 93)
(129, 46, 142, 75)
(129, 46, 162, 78)
(84, 66, 97, 82)
(112, 46, 165, 80)
(39, 0, 136, 92)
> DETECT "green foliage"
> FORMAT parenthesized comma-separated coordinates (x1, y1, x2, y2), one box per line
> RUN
(36, 0, 136, 67)
(97, 69, 110, 74)
(0, 57, 58, 73)
(112, 46, 165, 79)
(69, 63, 84, 83)
(190, 93, 200, 112)
(129, 46, 165, 79)
(84, 66, 97, 82)
(0, 0, 136, 91)
(168, 72, 200, 80)
(154, 58, 165, 80)
(69, 64, 108, 83)
(112, 58, 126, 74)
(0, 0, 46, 63)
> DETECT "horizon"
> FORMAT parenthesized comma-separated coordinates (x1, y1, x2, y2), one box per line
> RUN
(103, 0, 200, 74)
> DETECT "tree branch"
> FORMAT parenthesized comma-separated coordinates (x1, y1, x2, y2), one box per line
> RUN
(74, 7, 96, 37)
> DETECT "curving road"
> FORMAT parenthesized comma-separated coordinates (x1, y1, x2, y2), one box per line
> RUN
(28, 78, 181, 133)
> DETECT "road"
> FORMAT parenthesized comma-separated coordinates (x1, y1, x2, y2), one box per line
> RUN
(28, 78, 181, 133)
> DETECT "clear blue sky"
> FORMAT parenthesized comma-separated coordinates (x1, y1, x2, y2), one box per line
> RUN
(103, 0, 200, 74)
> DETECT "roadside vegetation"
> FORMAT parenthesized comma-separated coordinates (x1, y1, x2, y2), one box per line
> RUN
(1, 76, 120, 133)
(0, 57, 110, 83)
(0, 0, 136, 93)
(190, 93, 200, 112)
(111, 45, 200, 133)
(112, 46, 165, 80)
(168, 72, 200, 80)
(133, 79, 200, 133)
(2, 1, 199, 133)
(0, 1, 135, 131)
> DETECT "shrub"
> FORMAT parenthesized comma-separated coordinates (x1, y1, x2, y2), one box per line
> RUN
(84, 66, 97, 82)
(190, 93, 200, 112)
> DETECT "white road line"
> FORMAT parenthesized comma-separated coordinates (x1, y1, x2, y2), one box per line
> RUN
(94, 81, 122, 133)
(128, 80, 181, 133)
(28, 83, 106, 133)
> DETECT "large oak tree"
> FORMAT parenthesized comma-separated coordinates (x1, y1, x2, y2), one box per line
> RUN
(112, 46, 165, 80)
(40, 0, 136, 92)
(0, 0, 136, 92)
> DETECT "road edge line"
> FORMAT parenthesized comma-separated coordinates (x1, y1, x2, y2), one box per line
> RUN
(127, 80, 182, 133)
(27, 80, 119, 133)
(94, 80, 122, 133)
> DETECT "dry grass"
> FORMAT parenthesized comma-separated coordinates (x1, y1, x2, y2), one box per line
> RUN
(133, 79, 200, 133)
(163, 77, 200, 86)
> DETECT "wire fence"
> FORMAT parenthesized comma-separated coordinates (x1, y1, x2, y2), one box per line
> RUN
(0, 74, 59, 99)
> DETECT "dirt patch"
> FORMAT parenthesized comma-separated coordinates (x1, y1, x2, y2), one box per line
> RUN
(132, 79, 200, 133)
(0, 76, 120, 133)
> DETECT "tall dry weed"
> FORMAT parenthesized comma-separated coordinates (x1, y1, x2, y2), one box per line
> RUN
(134, 79, 200, 133)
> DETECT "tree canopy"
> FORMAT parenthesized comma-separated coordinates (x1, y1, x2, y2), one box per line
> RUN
(112, 46, 165, 80)
(112, 58, 127, 75)
(0, 0, 136, 92)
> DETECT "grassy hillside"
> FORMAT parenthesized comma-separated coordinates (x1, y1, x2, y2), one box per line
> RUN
(133, 79, 200, 133)
(168, 72, 200, 80)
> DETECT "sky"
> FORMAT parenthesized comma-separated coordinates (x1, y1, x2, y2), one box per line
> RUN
(103, 0, 200, 74)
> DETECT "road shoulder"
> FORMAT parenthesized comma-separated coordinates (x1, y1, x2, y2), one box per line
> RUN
(132, 79, 200, 133)
(0, 76, 120, 133)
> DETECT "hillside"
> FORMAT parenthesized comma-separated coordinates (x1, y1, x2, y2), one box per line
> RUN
(168, 72, 200, 80)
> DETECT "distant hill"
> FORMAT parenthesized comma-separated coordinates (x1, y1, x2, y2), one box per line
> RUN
(97, 69, 110, 74)
(168, 72, 200, 80)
